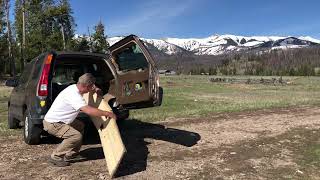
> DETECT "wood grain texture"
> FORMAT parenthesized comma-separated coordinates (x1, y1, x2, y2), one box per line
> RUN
(83, 92, 126, 177)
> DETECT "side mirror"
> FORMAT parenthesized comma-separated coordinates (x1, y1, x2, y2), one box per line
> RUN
(5, 78, 18, 87)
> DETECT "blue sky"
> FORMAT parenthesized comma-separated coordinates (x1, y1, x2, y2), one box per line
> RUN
(12, 0, 320, 39)
(69, 0, 320, 39)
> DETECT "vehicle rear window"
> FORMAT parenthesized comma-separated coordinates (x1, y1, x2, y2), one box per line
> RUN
(114, 43, 149, 71)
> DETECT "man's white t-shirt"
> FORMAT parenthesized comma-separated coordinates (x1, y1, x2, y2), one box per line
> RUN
(44, 84, 87, 124)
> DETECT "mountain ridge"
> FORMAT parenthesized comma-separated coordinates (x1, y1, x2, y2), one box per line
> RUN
(108, 34, 320, 56)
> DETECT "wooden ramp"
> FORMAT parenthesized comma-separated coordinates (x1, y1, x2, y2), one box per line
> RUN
(83, 92, 126, 177)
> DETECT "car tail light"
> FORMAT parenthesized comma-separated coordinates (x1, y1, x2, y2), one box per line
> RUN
(37, 54, 53, 96)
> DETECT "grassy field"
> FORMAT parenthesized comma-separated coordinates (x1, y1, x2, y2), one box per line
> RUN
(1, 75, 320, 134)
(131, 75, 320, 122)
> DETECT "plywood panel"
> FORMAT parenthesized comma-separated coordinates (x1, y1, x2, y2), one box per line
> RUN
(83, 92, 126, 177)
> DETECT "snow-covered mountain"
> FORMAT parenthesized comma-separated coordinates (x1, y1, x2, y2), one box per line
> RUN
(107, 34, 320, 56)
(108, 36, 188, 55)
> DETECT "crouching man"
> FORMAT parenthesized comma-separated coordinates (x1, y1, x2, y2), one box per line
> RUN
(43, 73, 117, 167)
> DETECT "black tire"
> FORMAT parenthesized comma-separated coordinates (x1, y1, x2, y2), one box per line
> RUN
(108, 99, 130, 121)
(8, 106, 19, 129)
(155, 87, 163, 106)
(23, 110, 41, 145)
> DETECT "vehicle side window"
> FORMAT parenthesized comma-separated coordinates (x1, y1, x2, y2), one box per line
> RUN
(32, 54, 45, 80)
(114, 43, 149, 71)
(18, 62, 34, 86)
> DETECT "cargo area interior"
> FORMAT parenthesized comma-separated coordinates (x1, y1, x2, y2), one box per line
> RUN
(49, 42, 153, 110)
(50, 55, 114, 101)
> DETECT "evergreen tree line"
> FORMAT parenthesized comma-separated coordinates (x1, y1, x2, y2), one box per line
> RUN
(0, 0, 109, 77)
(157, 47, 320, 76)
(218, 47, 320, 76)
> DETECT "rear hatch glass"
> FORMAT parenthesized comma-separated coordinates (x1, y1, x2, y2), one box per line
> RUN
(114, 43, 148, 71)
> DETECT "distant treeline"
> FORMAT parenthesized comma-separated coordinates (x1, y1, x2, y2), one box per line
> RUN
(154, 47, 320, 76)
(0, 0, 109, 77)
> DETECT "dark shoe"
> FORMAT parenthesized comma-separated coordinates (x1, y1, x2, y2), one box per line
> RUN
(49, 156, 70, 167)
(64, 154, 86, 162)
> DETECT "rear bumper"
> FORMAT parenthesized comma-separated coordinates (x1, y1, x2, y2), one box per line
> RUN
(122, 86, 163, 109)
(123, 101, 162, 110)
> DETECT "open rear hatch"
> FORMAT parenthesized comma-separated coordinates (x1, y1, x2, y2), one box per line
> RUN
(108, 35, 162, 109)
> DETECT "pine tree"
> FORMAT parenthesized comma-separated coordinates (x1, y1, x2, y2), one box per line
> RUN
(0, 1, 6, 37)
(55, 0, 76, 50)
(0, 0, 8, 74)
(208, 67, 217, 75)
(71, 35, 90, 51)
(200, 67, 206, 75)
(4, 0, 15, 76)
(14, 0, 76, 64)
(91, 20, 109, 53)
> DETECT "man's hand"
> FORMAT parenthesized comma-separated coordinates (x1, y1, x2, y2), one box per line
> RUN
(105, 111, 117, 120)
(81, 105, 117, 120)
(95, 87, 103, 97)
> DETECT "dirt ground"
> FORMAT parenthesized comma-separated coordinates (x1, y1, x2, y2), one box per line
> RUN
(1, 106, 320, 180)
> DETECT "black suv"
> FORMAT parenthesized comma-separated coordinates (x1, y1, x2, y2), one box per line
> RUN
(6, 35, 163, 145)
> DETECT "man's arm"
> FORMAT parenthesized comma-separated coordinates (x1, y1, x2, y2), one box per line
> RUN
(80, 105, 117, 120)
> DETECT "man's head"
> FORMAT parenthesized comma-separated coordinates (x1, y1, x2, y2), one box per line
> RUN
(77, 73, 96, 94)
